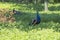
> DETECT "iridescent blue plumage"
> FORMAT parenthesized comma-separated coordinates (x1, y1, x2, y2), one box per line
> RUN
(36, 11, 41, 24)
(29, 11, 41, 25)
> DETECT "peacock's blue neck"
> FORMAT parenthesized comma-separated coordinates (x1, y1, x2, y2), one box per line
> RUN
(36, 11, 40, 17)
(36, 11, 41, 21)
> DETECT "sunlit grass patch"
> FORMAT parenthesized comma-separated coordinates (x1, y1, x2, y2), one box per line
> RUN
(0, 28, 60, 40)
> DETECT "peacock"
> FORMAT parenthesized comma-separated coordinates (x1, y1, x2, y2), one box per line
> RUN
(13, 9, 21, 15)
(29, 11, 41, 25)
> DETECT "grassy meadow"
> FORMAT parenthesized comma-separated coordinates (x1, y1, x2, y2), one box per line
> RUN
(0, 2, 60, 40)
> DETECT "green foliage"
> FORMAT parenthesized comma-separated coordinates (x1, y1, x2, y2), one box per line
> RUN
(0, 0, 60, 3)
(0, 25, 60, 40)
(0, 2, 60, 40)
(0, 2, 60, 11)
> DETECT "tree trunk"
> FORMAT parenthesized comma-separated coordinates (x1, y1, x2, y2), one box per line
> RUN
(44, 0, 48, 11)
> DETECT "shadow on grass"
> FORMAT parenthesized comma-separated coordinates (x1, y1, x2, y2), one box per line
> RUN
(0, 10, 60, 32)
(12, 12, 60, 32)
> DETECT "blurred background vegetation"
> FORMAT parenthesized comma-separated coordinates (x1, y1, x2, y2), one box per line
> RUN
(0, 0, 60, 40)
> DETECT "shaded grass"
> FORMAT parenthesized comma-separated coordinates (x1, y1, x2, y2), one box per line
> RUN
(0, 12, 60, 32)
(0, 11, 60, 40)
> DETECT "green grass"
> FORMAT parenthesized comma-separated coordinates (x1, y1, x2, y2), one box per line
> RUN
(0, 28, 60, 40)
(0, 2, 60, 40)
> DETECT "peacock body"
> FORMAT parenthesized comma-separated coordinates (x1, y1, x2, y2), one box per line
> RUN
(29, 11, 41, 25)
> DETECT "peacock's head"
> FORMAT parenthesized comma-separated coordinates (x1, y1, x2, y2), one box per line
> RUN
(13, 8, 16, 13)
